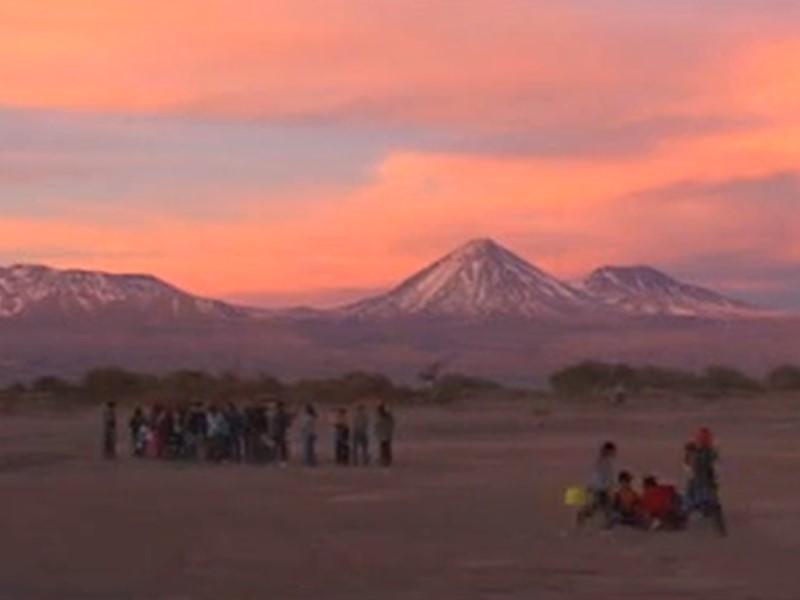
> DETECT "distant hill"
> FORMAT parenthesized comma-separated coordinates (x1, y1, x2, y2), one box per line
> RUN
(582, 265, 760, 319)
(0, 264, 247, 324)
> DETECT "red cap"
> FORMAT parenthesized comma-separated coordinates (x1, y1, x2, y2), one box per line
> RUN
(696, 427, 714, 448)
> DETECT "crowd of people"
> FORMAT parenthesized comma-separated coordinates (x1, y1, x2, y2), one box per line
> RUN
(102, 400, 727, 535)
(101, 400, 397, 468)
(574, 427, 727, 535)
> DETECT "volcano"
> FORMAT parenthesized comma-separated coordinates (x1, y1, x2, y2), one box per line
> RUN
(341, 238, 597, 320)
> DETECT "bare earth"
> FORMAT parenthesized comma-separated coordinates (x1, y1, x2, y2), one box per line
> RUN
(0, 397, 798, 599)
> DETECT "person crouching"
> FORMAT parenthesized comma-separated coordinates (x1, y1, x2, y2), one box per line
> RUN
(641, 475, 687, 531)
(612, 471, 645, 528)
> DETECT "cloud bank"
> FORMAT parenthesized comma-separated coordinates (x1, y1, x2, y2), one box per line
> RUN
(0, 1, 798, 307)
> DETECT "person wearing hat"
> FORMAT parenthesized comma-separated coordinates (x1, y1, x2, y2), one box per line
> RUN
(687, 427, 727, 535)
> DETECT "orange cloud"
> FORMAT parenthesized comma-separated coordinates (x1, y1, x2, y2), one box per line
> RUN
(728, 39, 800, 121)
(0, 1, 721, 129)
(3, 128, 797, 301)
(1, 2, 799, 306)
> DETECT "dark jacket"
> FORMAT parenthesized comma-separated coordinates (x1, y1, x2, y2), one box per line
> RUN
(374, 411, 395, 443)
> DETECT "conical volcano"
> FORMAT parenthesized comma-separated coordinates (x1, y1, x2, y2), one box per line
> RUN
(343, 238, 596, 319)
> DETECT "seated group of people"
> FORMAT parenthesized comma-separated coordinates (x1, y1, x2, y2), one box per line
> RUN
(576, 428, 726, 535)
(613, 471, 686, 530)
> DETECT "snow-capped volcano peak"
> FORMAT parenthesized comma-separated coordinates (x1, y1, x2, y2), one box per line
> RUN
(0, 263, 245, 322)
(342, 238, 595, 319)
(583, 265, 757, 318)
(446, 237, 503, 259)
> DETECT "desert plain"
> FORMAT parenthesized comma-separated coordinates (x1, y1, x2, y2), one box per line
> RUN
(0, 395, 798, 599)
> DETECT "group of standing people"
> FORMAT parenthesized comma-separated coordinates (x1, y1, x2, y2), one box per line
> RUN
(102, 400, 396, 468)
(330, 404, 395, 467)
(575, 427, 727, 535)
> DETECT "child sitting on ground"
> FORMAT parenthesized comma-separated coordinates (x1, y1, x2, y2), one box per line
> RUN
(641, 475, 687, 531)
(612, 471, 644, 527)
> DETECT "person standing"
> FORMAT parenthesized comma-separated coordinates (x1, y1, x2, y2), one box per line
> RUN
(352, 404, 371, 466)
(375, 403, 395, 467)
(334, 408, 351, 466)
(688, 427, 727, 536)
(262, 403, 274, 463)
(576, 441, 617, 528)
(206, 405, 226, 462)
(186, 402, 207, 461)
(243, 402, 258, 463)
(102, 402, 117, 460)
(272, 401, 292, 466)
(161, 409, 176, 460)
(128, 407, 146, 458)
(225, 403, 244, 463)
(147, 405, 158, 457)
(251, 401, 270, 463)
(147, 405, 162, 458)
(301, 404, 318, 467)
(682, 441, 699, 512)
(175, 405, 190, 459)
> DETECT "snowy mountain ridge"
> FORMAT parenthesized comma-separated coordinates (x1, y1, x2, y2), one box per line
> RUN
(0, 241, 771, 325)
(340, 239, 768, 321)
(0, 264, 244, 321)
(582, 265, 758, 318)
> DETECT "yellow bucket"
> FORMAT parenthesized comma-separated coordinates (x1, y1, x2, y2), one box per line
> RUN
(564, 486, 590, 507)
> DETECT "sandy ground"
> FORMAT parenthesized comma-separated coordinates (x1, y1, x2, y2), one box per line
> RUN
(0, 397, 798, 599)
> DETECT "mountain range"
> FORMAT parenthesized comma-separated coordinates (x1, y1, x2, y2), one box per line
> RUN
(0, 239, 792, 384)
(0, 238, 768, 324)
(338, 238, 762, 321)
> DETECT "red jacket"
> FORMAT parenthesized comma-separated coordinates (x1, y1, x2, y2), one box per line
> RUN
(642, 485, 677, 519)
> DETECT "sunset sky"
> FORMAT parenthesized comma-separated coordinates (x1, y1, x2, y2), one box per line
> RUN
(2, 1, 799, 308)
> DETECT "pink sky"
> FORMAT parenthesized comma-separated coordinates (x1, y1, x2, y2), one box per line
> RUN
(1, 1, 799, 307)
